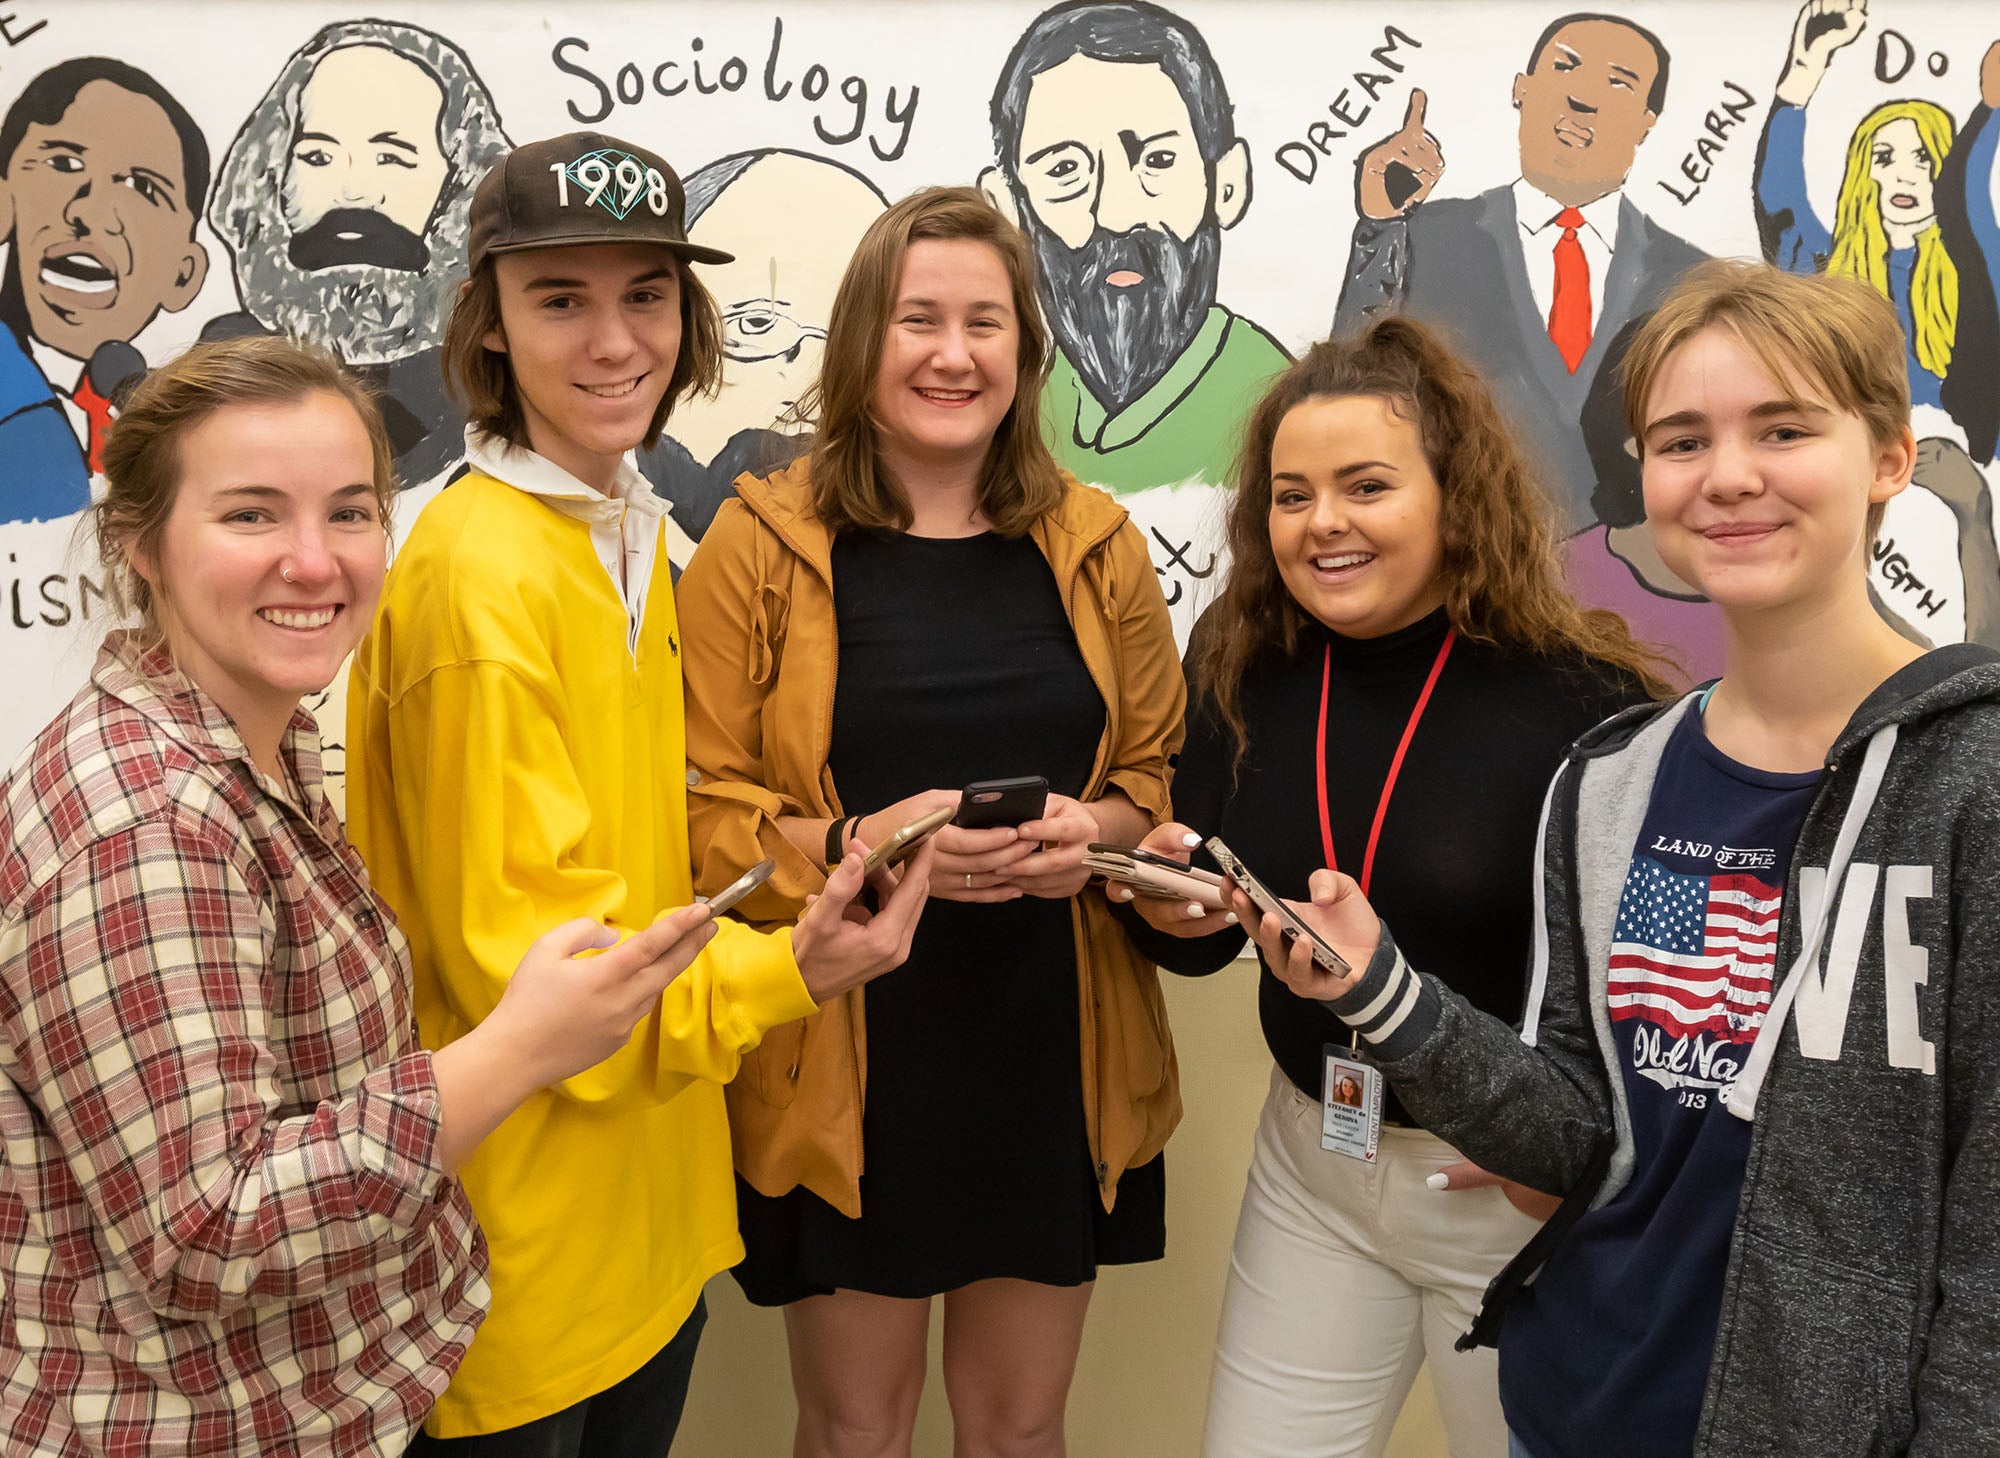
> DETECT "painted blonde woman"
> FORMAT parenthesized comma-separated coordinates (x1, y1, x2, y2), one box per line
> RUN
(1757, 0, 2000, 648)
(1756, 0, 2000, 413)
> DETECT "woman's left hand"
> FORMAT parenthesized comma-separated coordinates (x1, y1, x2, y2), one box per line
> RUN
(999, 794, 1102, 899)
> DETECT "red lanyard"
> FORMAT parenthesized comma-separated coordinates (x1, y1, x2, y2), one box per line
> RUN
(1314, 629, 1456, 897)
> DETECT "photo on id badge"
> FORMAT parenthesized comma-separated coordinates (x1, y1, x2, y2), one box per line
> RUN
(1322, 1047, 1382, 1162)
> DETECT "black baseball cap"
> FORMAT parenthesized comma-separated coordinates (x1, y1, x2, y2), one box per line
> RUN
(467, 131, 734, 270)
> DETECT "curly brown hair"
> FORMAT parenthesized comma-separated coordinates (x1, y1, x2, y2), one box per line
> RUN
(1195, 314, 1678, 762)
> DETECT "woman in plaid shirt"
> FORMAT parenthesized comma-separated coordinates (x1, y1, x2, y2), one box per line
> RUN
(0, 337, 723, 1457)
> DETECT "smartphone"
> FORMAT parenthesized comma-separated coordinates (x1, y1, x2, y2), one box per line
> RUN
(698, 858, 776, 918)
(1204, 837, 1352, 976)
(1088, 842, 1219, 876)
(953, 775, 1050, 830)
(1083, 845, 1228, 911)
(861, 805, 955, 875)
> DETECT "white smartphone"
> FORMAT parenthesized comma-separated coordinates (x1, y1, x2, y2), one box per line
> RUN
(699, 858, 776, 918)
(1083, 844, 1228, 911)
(1204, 837, 1352, 976)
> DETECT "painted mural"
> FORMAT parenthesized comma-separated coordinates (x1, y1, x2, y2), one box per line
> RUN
(981, 2, 1290, 638)
(641, 145, 887, 562)
(3, 0, 1998, 774)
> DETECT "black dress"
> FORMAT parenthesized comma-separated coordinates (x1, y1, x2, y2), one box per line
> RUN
(732, 528, 1167, 1306)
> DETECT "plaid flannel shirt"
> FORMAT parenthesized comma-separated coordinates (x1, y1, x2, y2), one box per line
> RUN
(0, 634, 489, 1456)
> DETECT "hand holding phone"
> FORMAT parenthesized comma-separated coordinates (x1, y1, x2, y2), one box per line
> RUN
(1084, 843, 1228, 911)
(1205, 837, 1352, 977)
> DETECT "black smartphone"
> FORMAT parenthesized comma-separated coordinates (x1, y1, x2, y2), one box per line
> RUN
(953, 775, 1050, 830)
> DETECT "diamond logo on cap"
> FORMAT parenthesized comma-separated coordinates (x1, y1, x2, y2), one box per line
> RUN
(564, 147, 650, 220)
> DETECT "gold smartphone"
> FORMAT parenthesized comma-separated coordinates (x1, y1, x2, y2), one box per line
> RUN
(860, 805, 956, 875)
(1205, 837, 1351, 975)
(699, 858, 776, 918)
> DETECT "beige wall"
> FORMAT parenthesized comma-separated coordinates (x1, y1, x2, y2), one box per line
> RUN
(677, 963, 1449, 1456)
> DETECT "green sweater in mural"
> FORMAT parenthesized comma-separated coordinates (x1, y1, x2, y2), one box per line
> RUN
(1041, 304, 1289, 496)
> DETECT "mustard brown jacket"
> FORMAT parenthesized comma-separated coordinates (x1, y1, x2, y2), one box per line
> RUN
(679, 460, 1186, 1219)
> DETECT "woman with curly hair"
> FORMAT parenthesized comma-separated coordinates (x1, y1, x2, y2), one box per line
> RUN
(1113, 315, 1670, 1457)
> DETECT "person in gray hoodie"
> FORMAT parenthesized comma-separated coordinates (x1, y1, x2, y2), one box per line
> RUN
(1230, 259, 1998, 1458)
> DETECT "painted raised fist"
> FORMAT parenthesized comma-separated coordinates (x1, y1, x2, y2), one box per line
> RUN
(1777, 0, 1868, 106)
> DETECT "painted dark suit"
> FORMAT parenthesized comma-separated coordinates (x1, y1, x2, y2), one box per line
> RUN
(1333, 187, 1704, 536)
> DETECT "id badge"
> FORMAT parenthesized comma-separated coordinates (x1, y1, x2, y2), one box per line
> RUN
(1321, 1045, 1384, 1162)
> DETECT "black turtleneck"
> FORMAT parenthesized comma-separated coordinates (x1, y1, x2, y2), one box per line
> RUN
(1128, 604, 1648, 1125)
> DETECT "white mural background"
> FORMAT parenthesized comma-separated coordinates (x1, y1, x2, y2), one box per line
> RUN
(2, 0, 1997, 772)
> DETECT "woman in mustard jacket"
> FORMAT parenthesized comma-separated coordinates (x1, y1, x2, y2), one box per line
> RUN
(679, 186, 1184, 1457)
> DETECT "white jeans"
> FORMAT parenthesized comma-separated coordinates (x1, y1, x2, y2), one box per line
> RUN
(1202, 1067, 1544, 1458)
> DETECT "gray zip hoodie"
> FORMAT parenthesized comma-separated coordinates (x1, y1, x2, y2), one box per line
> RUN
(1325, 644, 2000, 1456)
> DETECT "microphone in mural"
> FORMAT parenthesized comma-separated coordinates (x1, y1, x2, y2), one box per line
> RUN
(636, 147, 887, 559)
(0, 58, 210, 523)
(201, 19, 511, 489)
(981, 0, 1291, 640)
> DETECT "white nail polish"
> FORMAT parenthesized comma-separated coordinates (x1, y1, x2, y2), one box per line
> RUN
(1224, 911, 1238, 925)
(1426, 1173, 1449, 1191)
(1182, 831, 1202, 847)
(1186, 903, 1204, 918)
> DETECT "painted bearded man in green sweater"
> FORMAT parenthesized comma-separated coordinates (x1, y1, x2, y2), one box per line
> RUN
(982, 0, 1288, 640)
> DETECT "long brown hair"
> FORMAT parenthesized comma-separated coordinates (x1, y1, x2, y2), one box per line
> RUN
(1196, 315, 1677, 761)
(800, 186, 1065, 536)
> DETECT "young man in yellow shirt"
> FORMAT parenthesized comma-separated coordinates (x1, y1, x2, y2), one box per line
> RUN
(347, 131, 932, 1455)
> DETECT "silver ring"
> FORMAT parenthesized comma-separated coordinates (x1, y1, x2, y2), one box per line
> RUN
(281, 567, 295, 583)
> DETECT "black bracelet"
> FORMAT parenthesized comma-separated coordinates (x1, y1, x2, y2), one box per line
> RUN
(824, 814, 858, 866)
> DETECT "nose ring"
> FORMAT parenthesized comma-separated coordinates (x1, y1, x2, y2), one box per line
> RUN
(282, 567, 296, 584)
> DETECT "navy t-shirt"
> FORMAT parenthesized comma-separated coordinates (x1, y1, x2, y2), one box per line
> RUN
(1500, 707, 1820, 1458)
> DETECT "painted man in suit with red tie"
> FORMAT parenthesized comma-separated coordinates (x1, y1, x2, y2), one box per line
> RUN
(1332, 13, 1720, 669)
(0, 58, 209, 520)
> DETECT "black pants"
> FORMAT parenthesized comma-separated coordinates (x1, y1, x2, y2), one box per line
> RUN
(406, 1297, 707, 1458)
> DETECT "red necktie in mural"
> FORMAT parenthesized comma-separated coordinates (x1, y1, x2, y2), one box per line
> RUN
(1548, 207, 1592, 375)
(72, 373, 115, 475)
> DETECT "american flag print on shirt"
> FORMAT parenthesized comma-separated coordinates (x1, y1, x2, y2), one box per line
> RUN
(1609, 857, 1781, 1042)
